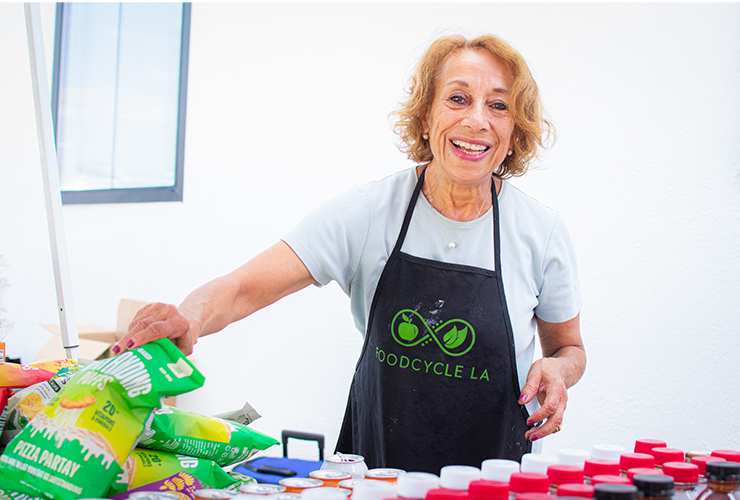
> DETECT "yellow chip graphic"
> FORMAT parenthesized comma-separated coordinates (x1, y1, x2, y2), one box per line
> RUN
(60, 394, 96, 409)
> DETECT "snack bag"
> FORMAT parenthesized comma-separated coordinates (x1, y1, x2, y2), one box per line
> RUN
(0, 339, 205, 500)
(0, 486, 45, 500)
(138, 405, 279, 466)
(107, 471, 209, 500)
(108, 448, 238, 496)
(0, 360, 77, 422)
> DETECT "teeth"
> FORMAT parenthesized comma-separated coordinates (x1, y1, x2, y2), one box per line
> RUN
(452, 140, 489, 153)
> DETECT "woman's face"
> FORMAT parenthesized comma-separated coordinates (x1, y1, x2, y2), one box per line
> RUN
(422, 49, 516, 186)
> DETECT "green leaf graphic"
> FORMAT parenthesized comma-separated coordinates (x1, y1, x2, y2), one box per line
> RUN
(402, 313, 410, 322)
(444, 326, 468, 349)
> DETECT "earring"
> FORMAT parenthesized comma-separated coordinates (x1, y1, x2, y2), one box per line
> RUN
(423, 134, 429, 140)
(507, 150, 512, 156)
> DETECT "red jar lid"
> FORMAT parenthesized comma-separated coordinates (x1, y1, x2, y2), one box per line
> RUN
(591, 475, 631, 486)
(691, 456, 726, 475)
(651, 448, 685, 466)
(711, 450, 740, 462)
(626, 468, 665, 482)
(634, 440, 667, 455)
(468, 480, 510, 500)
(584, 460, 620, 478)
(425, 489, 468, 500)
(516, 494, 552, 500)
(556, 484, 595, 498)
(548, 466, 585, 486)
(509, 473, 549, 494)
(662, 462, 699, 483)
(620, 453, 655, 471)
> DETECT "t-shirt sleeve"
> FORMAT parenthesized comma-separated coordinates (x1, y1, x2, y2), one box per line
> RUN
(282, 187, 370, 295)
(534, 213, 582, 323)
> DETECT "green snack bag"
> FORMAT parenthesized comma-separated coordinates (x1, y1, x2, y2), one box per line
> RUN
(138, 405, 279, 466)
(108, 448, 237, 496)
(0, 339, 204, 500)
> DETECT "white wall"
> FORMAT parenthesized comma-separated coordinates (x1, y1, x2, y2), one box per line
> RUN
(2, 3, 739, 462)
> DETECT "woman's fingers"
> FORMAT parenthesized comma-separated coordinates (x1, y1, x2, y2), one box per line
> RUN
(520, 358, 568, 441)
(112, 303, 193, 355)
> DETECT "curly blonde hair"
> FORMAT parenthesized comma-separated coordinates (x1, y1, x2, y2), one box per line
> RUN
(393, 34, 554, 178)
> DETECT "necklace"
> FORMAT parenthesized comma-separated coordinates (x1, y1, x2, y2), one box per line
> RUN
(425, 181, 491, 250)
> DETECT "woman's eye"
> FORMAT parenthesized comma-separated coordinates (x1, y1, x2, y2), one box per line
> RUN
(490, 101, 508, 111)
(450, 94, 466, 104)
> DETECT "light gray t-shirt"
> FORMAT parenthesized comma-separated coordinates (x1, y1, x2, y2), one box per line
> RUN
(283, 167, 581, 392)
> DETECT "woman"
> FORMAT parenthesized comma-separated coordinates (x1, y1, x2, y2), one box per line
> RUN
(114, 34, 586, 474)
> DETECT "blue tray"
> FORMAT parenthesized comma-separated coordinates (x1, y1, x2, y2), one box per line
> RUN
(234, 430, 325, 484)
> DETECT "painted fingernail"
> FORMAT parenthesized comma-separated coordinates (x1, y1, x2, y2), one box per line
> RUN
(126, 340, 134, 348)
(111, 344, 120, 354)
(519, 394, 528, 402)
(530, 435, 539, 442)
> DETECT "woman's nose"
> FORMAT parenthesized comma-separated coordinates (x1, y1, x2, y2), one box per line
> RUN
(463, 101, 487, 130)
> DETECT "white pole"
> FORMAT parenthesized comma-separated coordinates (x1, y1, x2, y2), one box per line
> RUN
(24, 3, 79, 362)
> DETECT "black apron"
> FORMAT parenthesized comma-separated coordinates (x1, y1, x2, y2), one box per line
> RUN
(335, 168, 532, 474)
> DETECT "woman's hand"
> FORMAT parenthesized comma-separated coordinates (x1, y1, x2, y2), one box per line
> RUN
(112, 303, 197, 356)
(519, 314, 586, 441)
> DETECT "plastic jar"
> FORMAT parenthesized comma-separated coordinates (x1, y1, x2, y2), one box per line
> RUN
(556, 484, 595, 499)
(594, 484, 638, 500)
(584, 460, 621, 484)
(522, 454, 559, 475)
(482, 459, 521, 482)
(621, 455, 657, 476)
(425, 489, 468, 500)
(694, 462, 740, 500)
(397, 472, 440, 500)
(633, 474, 674, 500)
(627, 469, 665, 483)
(548, 466, 585, 494)
(351, 479, 397, 500)
(509, 473, 550, 500)
(692, 456, 728, 492)
(635, 441, 668, 456)
(468, 480, 510, 500)
(592, 476, 632, 486)
(663, 462, 700, 500)
(711, 452, 740, 463)
(652, 449, 685, 470)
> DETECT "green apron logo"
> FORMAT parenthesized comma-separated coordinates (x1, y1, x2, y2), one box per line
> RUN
(391, 309, 475, 357)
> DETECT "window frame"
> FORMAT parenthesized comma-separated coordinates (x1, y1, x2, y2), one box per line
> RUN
(51, 2, 191, 204)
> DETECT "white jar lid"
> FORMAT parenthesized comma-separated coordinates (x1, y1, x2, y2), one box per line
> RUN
(396, 472, 440, 499)
(557, 448, 591, 467)
(439, 465, 481, 490)
(481, 459, 520, 482)
(300, 488, 350, 500)
(520, 453, 558, 474)
(351, 480, 397, 500)
(591, 444, 626, 461)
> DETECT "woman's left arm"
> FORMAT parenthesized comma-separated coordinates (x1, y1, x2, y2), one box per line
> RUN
(519, 313, 586, 441)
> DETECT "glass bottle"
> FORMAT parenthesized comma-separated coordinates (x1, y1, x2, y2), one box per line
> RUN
(692, 457, 727, 493)
(633, 474, 674, 500)
(662, 462, 700, 500)
(694, 462, 740, 500)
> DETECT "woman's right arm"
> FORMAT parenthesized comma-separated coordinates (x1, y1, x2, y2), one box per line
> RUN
(112, 240, 315, 356)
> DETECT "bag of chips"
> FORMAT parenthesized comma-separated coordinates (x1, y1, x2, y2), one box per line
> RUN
(138, 405, 279, 466)
(107, 448, 239, 496)
(0, 339, 204, 500)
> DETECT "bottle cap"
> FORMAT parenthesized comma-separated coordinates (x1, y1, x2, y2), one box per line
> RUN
(625, 469, 664, 482)
(482, 459, 520, 482)
(662, 462, 699, 484)
(591, 475, 631, 486)
(396, 472, 439, 500)
(547, 466, 584, 486)
(351, 480, 396, 500)
(651, 448, 684, 466)
(619, 453, 654, 471)
(557, 450, 591, 468)
(584, 460, 620, 478)
(592, 445, 627, 462)
(556, 484, 594, 498)
(509, 473, 550, 494)
(711, 450, 740, 463)
(424, 489, 468, 500)
(593, 484, 637, 500)
(632, 475, 674, 498)
(634, 440, 667, 455)
(522, 454, 559, 475)
(705, 462, 740, 482)
(691, 456, 726, 475)
(468, 480, 509, 500)
(439, 466, 481, 490)
(515, 494, 552, 500)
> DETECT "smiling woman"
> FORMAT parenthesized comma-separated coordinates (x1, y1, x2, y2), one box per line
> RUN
(113, 33, 585, 475)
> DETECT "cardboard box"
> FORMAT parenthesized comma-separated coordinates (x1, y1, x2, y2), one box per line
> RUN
(38, 299, 149, 363)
